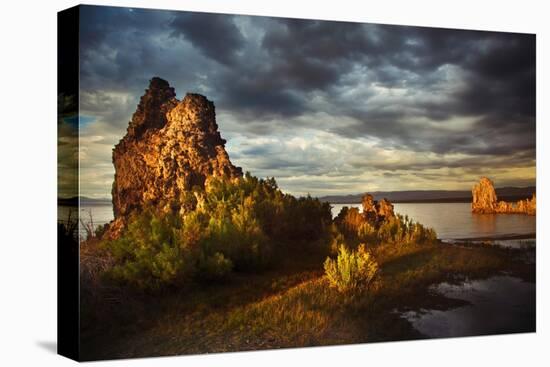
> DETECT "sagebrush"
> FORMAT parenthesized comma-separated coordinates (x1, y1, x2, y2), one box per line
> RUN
(324, 244, 379, 294)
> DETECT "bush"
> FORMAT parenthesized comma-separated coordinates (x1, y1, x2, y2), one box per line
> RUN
(103, 209, 197, 290)
(327, 223, 346, 255)
(357, 221, 377, 243)
(334, 207, 364, 238)
(197, 252, 233, 280)
(204, 196, 270, 271)
(324, 244, 379, 294)
(334, 206, 437, 247)
(377, 214, 437, 245)
(203, 173, 332, 245)
(102, 173, 334, 289)
(94, 223, 109, 239)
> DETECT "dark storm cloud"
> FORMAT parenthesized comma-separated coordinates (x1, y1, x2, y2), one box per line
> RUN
(79, 7, 535, 131)
(326, 28, 535, 156)
(219, 18, 533, 160)
(78, 6, 536, 195)
(170, 12, 245, 65)
(260, 19, 365, 88)
(261, 19, 477, 86)
(79, 5, 170, 49)
(216, 76, 308, 118)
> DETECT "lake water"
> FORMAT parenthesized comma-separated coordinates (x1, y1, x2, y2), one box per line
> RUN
(330, 202, 536, 241)
(401, 276, 535, 338)
(58, 203, 114, 238)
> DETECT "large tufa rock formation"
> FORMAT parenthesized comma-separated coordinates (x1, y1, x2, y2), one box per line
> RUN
(471, 177, 535, 215)
(105, 77, 242, 238)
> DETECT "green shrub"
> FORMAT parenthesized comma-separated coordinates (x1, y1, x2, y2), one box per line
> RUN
(94, 223, 109, 238)
(334, 206, 437, 247)
(103, 209, 196, 290)
(357, 221, 377, 243)
(203, 173, 332, 245)
(197, 252, 233, 280)
(377, 214, 437, 245)
(204, 196, 270, 270)
(328, 223, 346, 255)
(334, 207, 364, 238)
(324, 244, 379, 294)
(102, 173, 333, 289)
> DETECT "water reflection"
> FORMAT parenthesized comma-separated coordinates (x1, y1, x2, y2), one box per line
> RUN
(401, 276, 535, 338)
(472, 214, 497, 237)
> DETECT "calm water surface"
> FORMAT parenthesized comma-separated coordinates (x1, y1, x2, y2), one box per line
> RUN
(401, 276, 535, 338)
(58, 204, 114, 238)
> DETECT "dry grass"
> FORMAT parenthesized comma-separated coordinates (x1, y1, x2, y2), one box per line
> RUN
(80, 241, 535, 360)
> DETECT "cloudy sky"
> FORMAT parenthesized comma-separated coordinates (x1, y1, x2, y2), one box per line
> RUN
(77, 5, 536, 198)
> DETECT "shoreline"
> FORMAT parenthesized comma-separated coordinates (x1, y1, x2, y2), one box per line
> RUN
(448, 233, 536, 242)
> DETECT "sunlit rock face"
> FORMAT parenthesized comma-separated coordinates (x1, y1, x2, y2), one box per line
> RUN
(334, 194, 396, 238)
(106, 77, 242, 238)
(471, 177, 498, 213)
(361, 194, 395, 224)
(471, 177, 535, 215)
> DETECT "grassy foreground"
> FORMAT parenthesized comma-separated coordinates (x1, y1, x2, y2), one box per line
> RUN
(80, 241, 534, 360)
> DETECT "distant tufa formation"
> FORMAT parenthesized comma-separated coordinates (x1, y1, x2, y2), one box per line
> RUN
(105, 77, 242, 238)
(334, 193, 395, 234)
(471, 177, 535, 215)
(361, 194, 395, 224)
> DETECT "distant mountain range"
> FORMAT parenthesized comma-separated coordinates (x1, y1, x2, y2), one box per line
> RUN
(59, 186, 536, 206)
(318, 186, 536, 204)
(58, 196, 112, 206)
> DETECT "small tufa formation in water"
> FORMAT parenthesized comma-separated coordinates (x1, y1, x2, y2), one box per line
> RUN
(361, 194, 395, 224)
(104, 77, 243, 239)
(471, 177, 535, 215)
(334, 193, 396, 238)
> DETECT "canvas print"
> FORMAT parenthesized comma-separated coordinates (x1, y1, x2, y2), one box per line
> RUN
(57, 5, 536, 361)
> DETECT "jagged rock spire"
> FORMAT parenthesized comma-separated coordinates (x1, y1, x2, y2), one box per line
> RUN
(106, 77, 242, 238)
